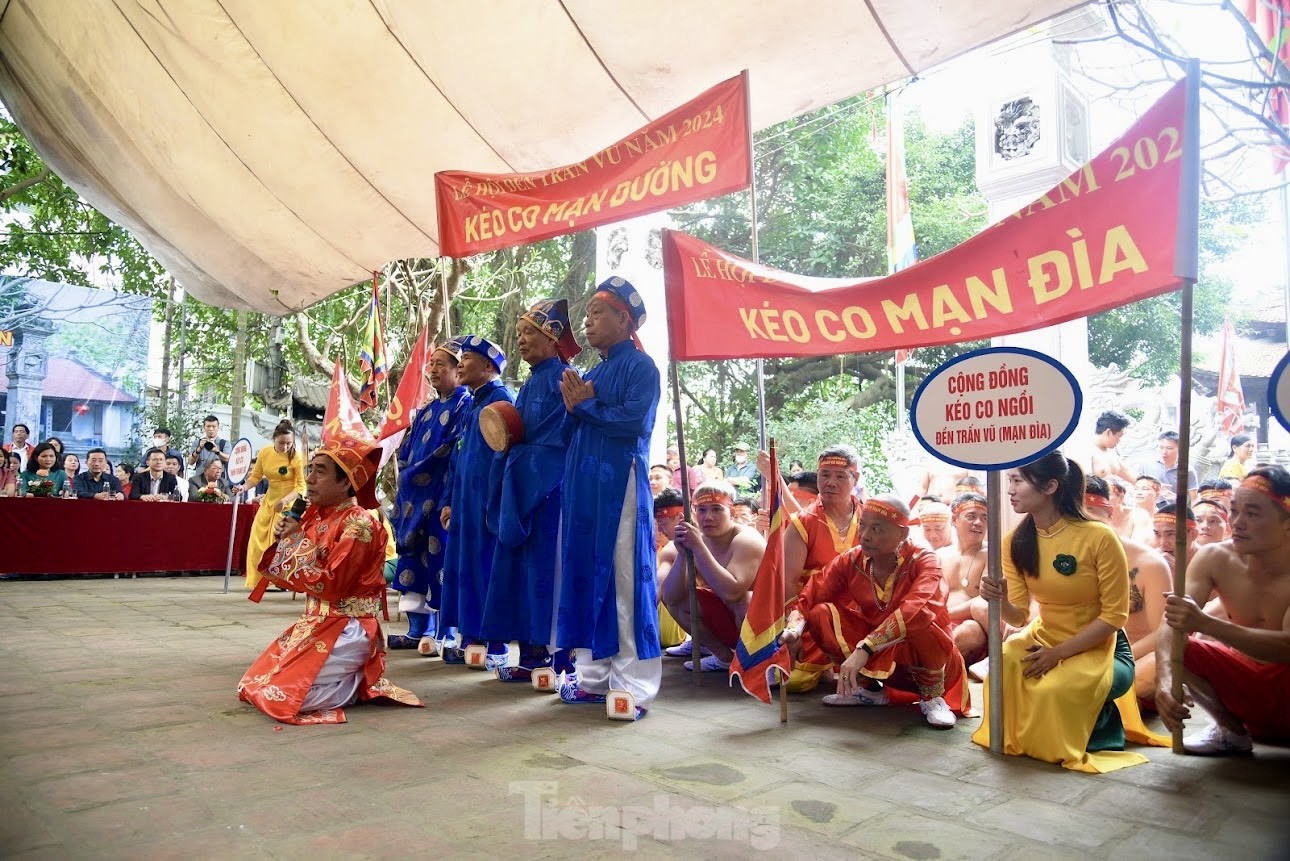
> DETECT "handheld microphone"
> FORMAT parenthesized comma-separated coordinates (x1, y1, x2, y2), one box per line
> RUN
(285, 497, 308, 522)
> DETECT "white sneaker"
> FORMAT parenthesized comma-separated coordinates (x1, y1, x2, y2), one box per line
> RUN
(919, 696, 956, 728)
(1183, 723, 1253, 756)
(683, 654, 730, 672)
(664, 638, 712, 659)
(821, 685, 889, 707)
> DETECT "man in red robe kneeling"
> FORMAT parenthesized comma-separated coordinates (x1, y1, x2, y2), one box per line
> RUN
(781, 494, 970, 728)
(238, 428, 423, 725)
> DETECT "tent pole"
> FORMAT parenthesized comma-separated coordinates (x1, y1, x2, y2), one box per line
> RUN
(1170, 279, 1195, 754)
(669, 360, 702, 686)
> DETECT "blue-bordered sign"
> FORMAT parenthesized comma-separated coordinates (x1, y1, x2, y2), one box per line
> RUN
(226, 437, 254, 485)
(910, 347, 1082, 471)
(1269, 351, 1290, 434)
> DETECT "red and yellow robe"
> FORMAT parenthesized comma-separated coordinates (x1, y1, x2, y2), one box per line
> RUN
(238, 499, 422, 725)
(793, 541, 971, 714)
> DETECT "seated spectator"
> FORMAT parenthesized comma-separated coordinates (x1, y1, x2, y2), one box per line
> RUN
(188, 414, 230, 476)
(787, 470, 818, 507)
(1140, 431, 1198, 502)
(189, 459, 232, 503)
(1197, 478, 1234, 510)
(43, 436, 65, 463)
(1153, 502, 1199, 568)
(17, 442, 68, 498)
(1108, 476, 1153, 542)
(1193, 499, 1230, 546)
(61, 452, 81, 479)
(115, 463, 134, 500)
(74, 448, 125, 500)
(4, 422, 34, 470)
(696, 448, 723, 484)
(1156, 466, 1290, 755)
(731, 496, 759, 528)
(788, 460, 805, 474)
(667, 445, 703, 492)
(0, 450, 18, 497)
(940, 493, 990, 668)
(954, 475, 984, 498)
(659, 480, 765, 672)
(165, 454, 189, 501)
(1218, 434, 1255, 481)
(1134, 475, 1162, 515)
(130, 448, 181, 501)
(648, 463, 672, 498)
(915, 501, 954, 551)
(652, 488, 688, 651)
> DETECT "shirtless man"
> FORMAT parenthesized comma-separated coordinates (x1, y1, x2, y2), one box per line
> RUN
(659, 480, 766, 672)
(1156, 466, 1290, 754)
(939, 493, 989, 666)
(1152, 502, 1199, 568)
(1085, 476, 1171, 706)
(1108, 476, 1153, 543)
(1087, 410, 1136, 482)
(916, 501, 954, 551)
(1197, 479, 1234, 511)
(1135, 475, 1162, 516)
(899, 460, 969, 509)
(1194, 499, 1230, 546)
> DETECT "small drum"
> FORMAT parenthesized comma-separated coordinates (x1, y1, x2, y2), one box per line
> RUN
(480, 401, 524, 452)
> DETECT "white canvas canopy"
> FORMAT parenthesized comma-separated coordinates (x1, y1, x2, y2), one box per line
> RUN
(0, 0, 1083, 313)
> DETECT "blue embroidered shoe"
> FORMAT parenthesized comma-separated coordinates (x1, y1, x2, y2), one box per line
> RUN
(386, 634, 420, 650)
(496, 665, 532, 683)
(440, 644, 466, 664)
(559, 678, 607, 704)
(485, 650, 510, 672)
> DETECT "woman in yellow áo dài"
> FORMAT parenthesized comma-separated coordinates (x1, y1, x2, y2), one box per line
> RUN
(240, 419, 306, 589)
(973, 451, 1166, 773)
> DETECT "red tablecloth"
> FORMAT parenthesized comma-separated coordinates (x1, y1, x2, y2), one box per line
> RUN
(1, 497, 259, 574)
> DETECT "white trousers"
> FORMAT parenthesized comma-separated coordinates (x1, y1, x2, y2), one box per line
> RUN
(398, 591, 431, 615)
(572, 464, 662, 708)
(300, 618, 369, 713)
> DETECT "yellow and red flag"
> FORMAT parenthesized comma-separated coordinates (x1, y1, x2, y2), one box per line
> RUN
(1242, 0, 1290, 171)
(728, 445, 792, 703)
(358, 272, 388, 412)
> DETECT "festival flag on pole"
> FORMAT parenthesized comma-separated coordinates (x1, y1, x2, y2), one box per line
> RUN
(358, 272, 388, 412)
(888, 89, 918, 367)
(728, 444, 792, 704)
(323, 358, 373, 444)
(1241, 0, 1290, 171)
(1216, 318, 1246, 434)
(378, 327, 431, 441)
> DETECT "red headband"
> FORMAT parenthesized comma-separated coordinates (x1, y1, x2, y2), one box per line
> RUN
(863, 498, 909, 527)
(1199, 488, 1229, 501)
(1240, 475, 1290, 515)
(694, 490, 733, 507)
(1084, 493, 1112, 514)
(953, 500, 988, 517)
(817, 455, 859, 478)
(655, 505, 683, 518)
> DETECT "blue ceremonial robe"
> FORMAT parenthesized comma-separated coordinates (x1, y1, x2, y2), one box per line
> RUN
(440, 378, 513, 637)
(390, 385, 471, 609)
(555, 340, 661, 661)
(480, 357, 569, 644)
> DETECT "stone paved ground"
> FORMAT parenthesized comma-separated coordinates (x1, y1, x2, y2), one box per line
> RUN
(2, 577, 1288, 860)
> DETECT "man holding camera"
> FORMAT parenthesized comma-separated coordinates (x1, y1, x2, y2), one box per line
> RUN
(188, 415, 230, 476)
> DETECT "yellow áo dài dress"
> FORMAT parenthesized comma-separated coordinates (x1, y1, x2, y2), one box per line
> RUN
(243, 445, 306, 589)
(971, 517, 1166, 773)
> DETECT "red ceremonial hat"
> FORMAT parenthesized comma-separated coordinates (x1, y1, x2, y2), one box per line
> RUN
(316, 428, 381, 509)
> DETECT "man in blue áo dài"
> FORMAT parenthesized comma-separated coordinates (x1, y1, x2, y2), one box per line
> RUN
(387, 336, 472, 655)
(439, 336, 513, 669)
(481, 299, 581, 684)
(554, 277, 662, 720)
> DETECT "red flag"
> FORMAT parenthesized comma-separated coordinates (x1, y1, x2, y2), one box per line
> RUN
(323, 359, 373, 446)
(378, 327, 431, 441)
(728, 445, 792, 703)
(1216, 318, 1246, 434)
(358, 273, 388, 412)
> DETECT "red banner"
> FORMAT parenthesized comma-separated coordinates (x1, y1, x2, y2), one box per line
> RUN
(435, 72, 751, 258)
(664, 80, 1196, 361)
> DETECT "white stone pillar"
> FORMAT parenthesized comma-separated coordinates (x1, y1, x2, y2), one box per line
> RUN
(595, 214, 672, 465)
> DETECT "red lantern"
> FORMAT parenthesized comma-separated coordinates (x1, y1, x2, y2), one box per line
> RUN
(73, 403, 90, 415)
